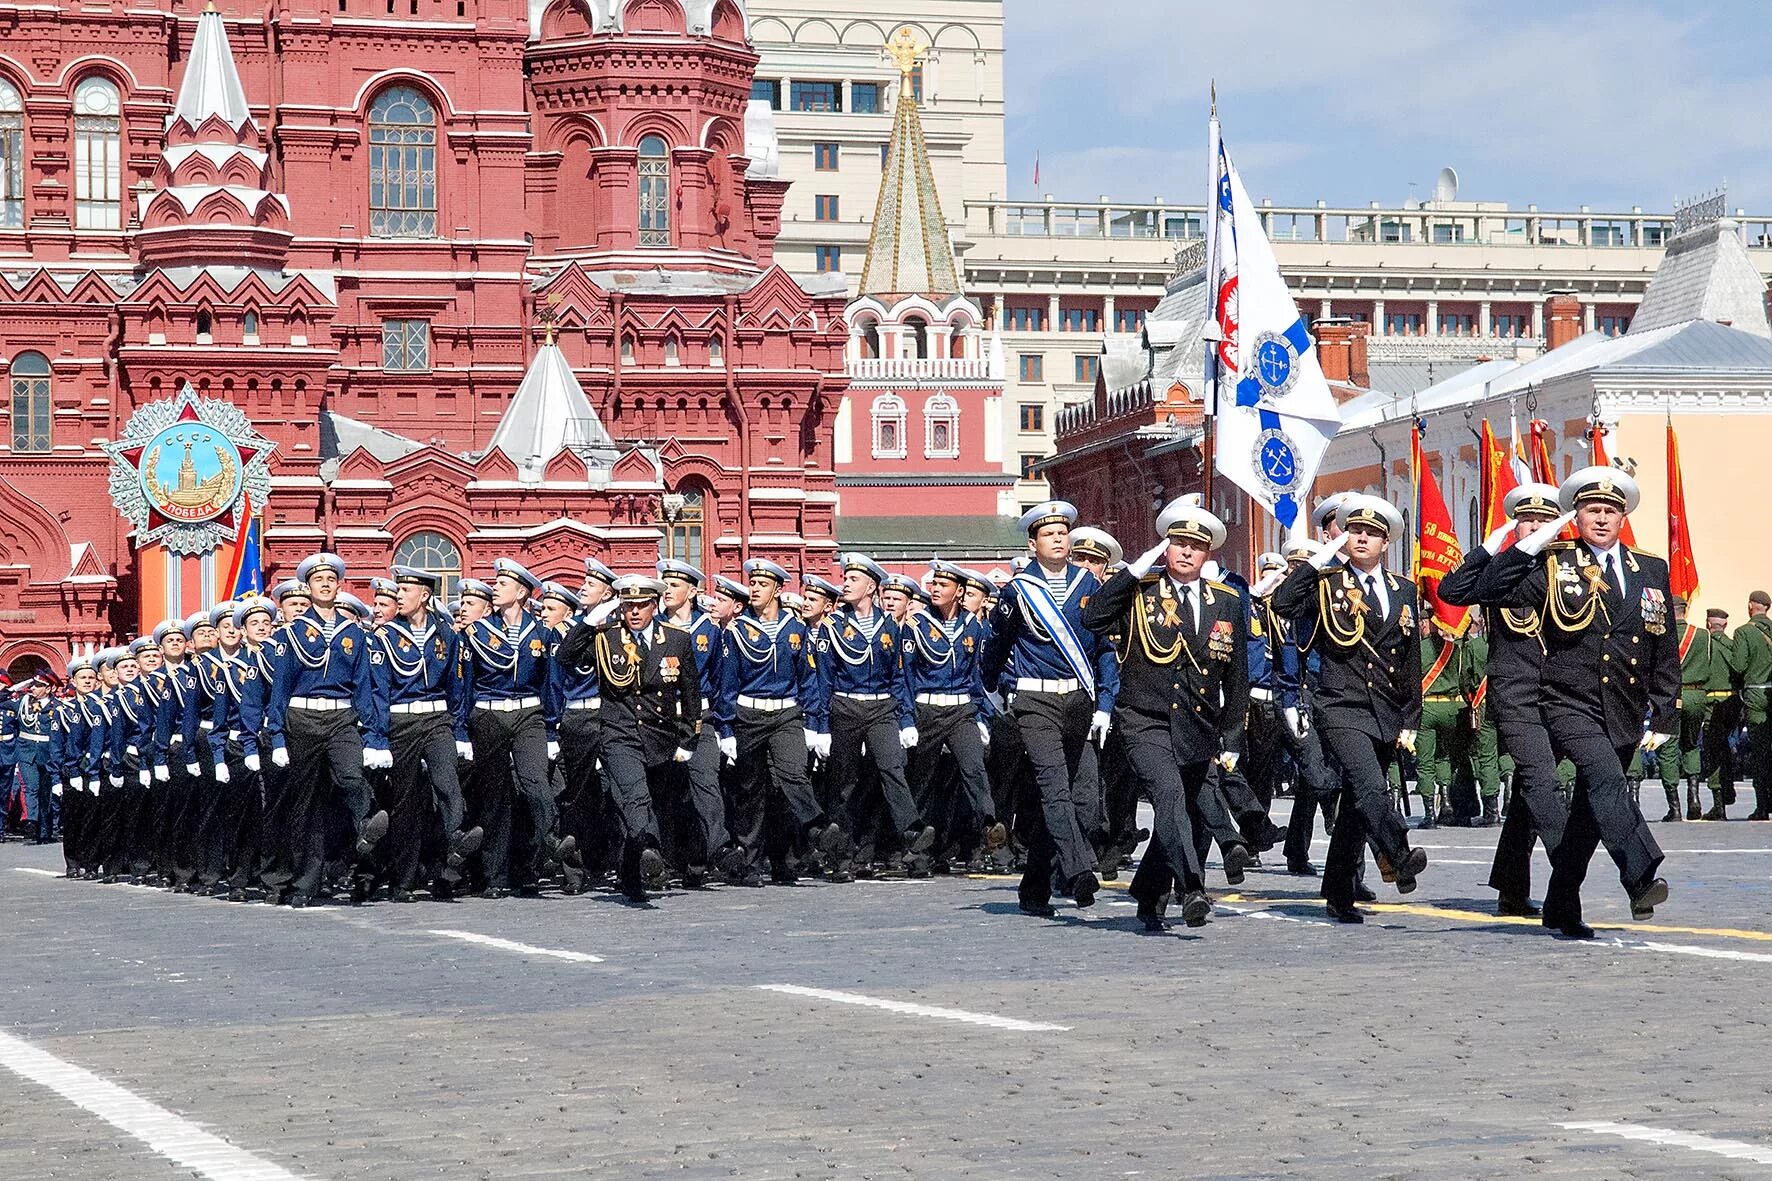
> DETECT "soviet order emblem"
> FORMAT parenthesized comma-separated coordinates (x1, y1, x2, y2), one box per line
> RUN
(104, 383, 274, 555)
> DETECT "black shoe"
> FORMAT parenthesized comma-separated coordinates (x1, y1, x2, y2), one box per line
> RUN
(389, 888, 416, 904)
(1630, 877, 1668, 920)
(1747, 810, 1770, 821)
(1545, 915, 1595, 939)
(1703, 804, 1727, 822)
(1479, 804, 1500, 828)
(639, 847, 670, 891)
(981, 821, 1008, 852)
(1496, 894, 1542, 918)
(479, 886, 509, 900)
(226, 887, 249, 903)
(715, 843, 750, 879)
(1019, 898, 1057, 918)
(1353, 883, 1378, 904)
(1417, 810, 1438, 830)
(1393, 847, 1429, 894)
(815, 822, 851, 863)
(354, 810, 390, 858)
(1135, 898, 1168, 933)
(1325, 901, 1365, 923)
(1286, 860, 1319, 877)
(447, 826, 484, 868)
(903, 825, 937, 856)
(739, 869, 766, 888)
(681, 867, 707, 889)
(550, 835, 578, 864)
(349, 876, 374, 905)
(1221, 844, 1251, 886)
(1659, 808, 1683, 822)
(288, 892, 312, 909)
(1180, 890, 1213, 928)
(1070, 872, 1099, 909)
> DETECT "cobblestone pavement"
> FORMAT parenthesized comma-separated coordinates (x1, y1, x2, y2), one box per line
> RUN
(4, 791, 1772, 1181)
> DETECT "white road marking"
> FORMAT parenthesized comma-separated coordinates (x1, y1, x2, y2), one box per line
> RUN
(1559, 1120, 1772, 1164)
(754, 984, 1070, 1032)
(13, 867, 60, 877)
(1604, 937, 1772, 965)
(0, 1027, 310, 1181)
(426, 929, 603, 963)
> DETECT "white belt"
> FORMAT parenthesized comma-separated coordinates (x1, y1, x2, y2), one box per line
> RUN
(737, 695, 795, 712)
(1015, 677, 1082, 694)
(476, 696, 540, 712)
(1249, 687, 1274, 702)
(199, 720, 215, 731)
(389, 700, 448, 715)
(22, 733, 48, 742)
(289, 696, 350, 712)
(702, 697, 712, 713)
(836, 691, 892, 702)
(916, 693, 971, 707)
(565, 698, 602, 711)
(126, 744, 140, 757)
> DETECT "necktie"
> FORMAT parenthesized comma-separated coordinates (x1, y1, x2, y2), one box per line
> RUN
(1365, 575, 1381, 618)
(1609, 556, 1626, 599)
(1178, 584, 1196, 637)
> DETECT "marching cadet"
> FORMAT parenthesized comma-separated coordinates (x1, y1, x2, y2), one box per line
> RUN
(820, 554, 933, 880)
(1484, 467, 1673, 937)
(273, 578, 310, 623)
(903, 560, 1005, 870)
(1084, 499, 1249, 932)
(1699, 607, 1739, 819)
(186, 608, 240, 893)
(457, 578, 494, 628)
(959, 570, 993, 618)
(801, 574, 840, 629)
(576, 574, 694, 900)
(368, 577, 399, 627)
(1662, 597, 1713, 821)
(98, 643, 155, 882)
(1069, 527, 1123, 582)
(371, 567, 482, 902)
(659, 560, 736, 885)
(1070, 526, 1140, 875)
(18, 677, 57, 844)
(797, 573, 841, 855)
(879, 575, 917, 624)
(226, 596, 278, 900)
(540, 579, 604, 891)
(1272, 494, 1431, 923)
(714, 558, 845, 887)
(982, 501, 1120, 916)
(1415, 617, 1471, 828)
(459, 558, 563, 898)
(264, 553, 391, 908)
(580, 557, 618, 613)
(57, 652, 108, 877)
(1441, 482, 1571, 918)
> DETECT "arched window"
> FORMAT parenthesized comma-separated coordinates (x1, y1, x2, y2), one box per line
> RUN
(709, 335, 724, 367)
(871, 393, 906, 459)
(656, 486, 706, 569)
(856, 317, 880, 360)
(9, 351, 51, 452)
(638, 135, 670, 247)
(0, 79, 23, 228)
(903, 316, 929, 359)
(73, 78, 120, 230)
(242, 311, 259, 340)
(369, 86, 438, 238)
(393, 530, 461, 601)
(924, 394, 959, 459)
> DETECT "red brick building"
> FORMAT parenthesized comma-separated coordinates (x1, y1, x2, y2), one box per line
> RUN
(0, 0, 851, 673)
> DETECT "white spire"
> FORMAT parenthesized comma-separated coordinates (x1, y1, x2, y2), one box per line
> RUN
(488, 339, 616, 479)
(169, 6, 255, 133)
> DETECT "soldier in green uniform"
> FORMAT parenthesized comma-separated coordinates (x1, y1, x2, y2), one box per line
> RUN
(1661, 598, 1713, 821)
(1464, 613, 1503, 826)
(1698, 608, 1739, 820)
(1415, 618, 1468, 827)
(1730, 590, 1772, 820)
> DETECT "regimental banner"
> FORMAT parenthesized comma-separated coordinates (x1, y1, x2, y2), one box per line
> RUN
(102, 384, 274, 556)
(1413, 421, 1471, 636)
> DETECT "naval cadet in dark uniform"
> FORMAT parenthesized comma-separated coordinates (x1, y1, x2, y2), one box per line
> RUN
(660, 559, 737, 885)
(1272, 494, 1430, 922)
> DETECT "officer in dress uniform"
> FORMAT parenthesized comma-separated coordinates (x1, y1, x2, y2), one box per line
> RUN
(713, 558, 845, 886)
(1083, 500, 1249, 932)
(659, 560, 737, 885)
(541, 579, 614, 891)
(18, 677, 57, 844)
(264, 553, 391, 907)
(982, 501, 1120, 916)
(819, 553, 934, 881)
(1730, 590, 1772, 821)
(1440, 482, 1572, 917)
(459, 558, 563, 898)
(1272, 494, 1431, 922)
(1484, 467, 1673, 937)
(0, 677, 17, 839)
(370, 566, 482, 901)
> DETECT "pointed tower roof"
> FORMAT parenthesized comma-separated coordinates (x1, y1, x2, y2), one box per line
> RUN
(488, 338, 617, 479)
(1629, 217, 1772, 339)
(857, 28, 961, 300)
(169, 6, 255, 133)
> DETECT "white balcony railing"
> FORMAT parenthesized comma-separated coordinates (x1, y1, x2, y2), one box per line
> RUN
(847, 356, 1000, 381)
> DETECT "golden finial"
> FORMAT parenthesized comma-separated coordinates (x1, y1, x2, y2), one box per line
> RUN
(1210, 79, 1217, 117)
(886, 27, 925, 81)
(541, 291, 562, 345)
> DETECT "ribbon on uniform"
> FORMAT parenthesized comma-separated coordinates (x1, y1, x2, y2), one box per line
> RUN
(1009, 573, 1096, 699)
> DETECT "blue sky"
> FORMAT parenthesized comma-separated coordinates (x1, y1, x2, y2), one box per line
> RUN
(1004, 1, 1766, 213)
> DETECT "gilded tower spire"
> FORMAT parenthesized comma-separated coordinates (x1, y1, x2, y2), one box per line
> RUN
(857, 29, 961, 299)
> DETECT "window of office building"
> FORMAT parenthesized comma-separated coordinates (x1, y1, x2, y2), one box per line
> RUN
(813, 142, 838, 171)
(815, 194, 838, 221)
(851, 82, 881, 113)
(1018, 354, 1044, 382)
(815, 244, 841, 273)
(1074, 354, 1099, 383)
(750, 79, 781, 109)
(1018, 403, 1045, 432)
(790, 81, 840, 112)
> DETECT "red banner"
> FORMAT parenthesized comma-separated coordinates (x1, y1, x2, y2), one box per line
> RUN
(1527, 419, 1558, 485)
(1412, 423, 1472, 635)
(1589, 425, 1637, 546)
(1479, 419, 1518, 538)
(1668, 421, 1700, 602)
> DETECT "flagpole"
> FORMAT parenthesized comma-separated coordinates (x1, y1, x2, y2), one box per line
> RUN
(1202, 82, 1219, 512)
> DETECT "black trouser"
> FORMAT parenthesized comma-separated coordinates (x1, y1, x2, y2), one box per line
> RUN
(731, 704, 822, 869)
(282, 705, 378, 897)
(592, 705, 664, 884)
(1203, 763, 1267, 851)
(1274, 710, 1338, 868)
(1749, 718, 1772, 815)
(190, 753, 236, 887)
(686, 724, 731, 865)
(987, 706, 1029, 855)
(554, 706, 611, 878)
(1543, 727, 1664, 922)
(228, 749, 266, 891)
(60, 781, 87, 872)
(1487, 718, 1569, 901)
(385, 709, 464, 891)
(1122, 725, 1208, 903)
(1013, 689, 1097, 906)
(829, 695, 921, 845)
(94, 758, 141, 876)
(1319, 727, 1412, 909)
(467, 704, 554, 890)
(908, 701, 995, 837)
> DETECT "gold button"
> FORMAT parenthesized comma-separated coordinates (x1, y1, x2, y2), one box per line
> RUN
(1630, 658, 1637, 666)
(1602, 676, 1610, 684)
(1633, 636, 1641, 644)
(1602, 654, 1610, 662)
(1171, 703, 1178, 711)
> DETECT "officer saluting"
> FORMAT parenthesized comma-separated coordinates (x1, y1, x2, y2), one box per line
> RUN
(1083, 498, 1248, 932)
(1272, 494, 1430, 922)
(1485, 466, 1672, 936)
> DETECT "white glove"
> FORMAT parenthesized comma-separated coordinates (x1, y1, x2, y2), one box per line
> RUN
(546, 740, 560, 763)
(90, 778, 102, 797)
(456, 741, 474, 761)
(898, 725, 920, 749)
(1250, 567, 1287, 598)
(363, 747, 393, 770)
(138, 769, 152, 787)
(813, 732, 832, 759)
(673, 746, 694, 763)
(243, 753, 260, 773)
(154, 764, 170, 783)
(213, 762, 230, 784)
(1283, 705, 1310, 740)
(271, 747, 289, 768)
(803, 728, 819, 753)
(169, 734, 184, 750)
(1397, 728, 1418, 755)
(1217, 752, 1239, 774)
(125, 745, 139, 758)
(185, 762, 201, 777)
(52, 782, 63, 797)
(1127, 540, 1168, 579)
(69, 776, 84, 792)
(978, 719, 992, 747)
(1642, 730, 1672, 753)
(108, 774, 123, 789)
(587, 600, 620, 626)
(1516, 512, 1577, 557)
(1309, 533, 1352, 569)
(718, 735, 738, 764)
(1481, 522, 1515, 556)
(1089, 710, 1112, 747)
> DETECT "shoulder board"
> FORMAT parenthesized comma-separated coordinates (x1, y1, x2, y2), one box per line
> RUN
(1626, 546, 1663, 561)
(1205, 579, 1240, 599)
(1136, 572, 1163, 586)
(1544, 540, 1577, 553)
(660, 622, 688, 636)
